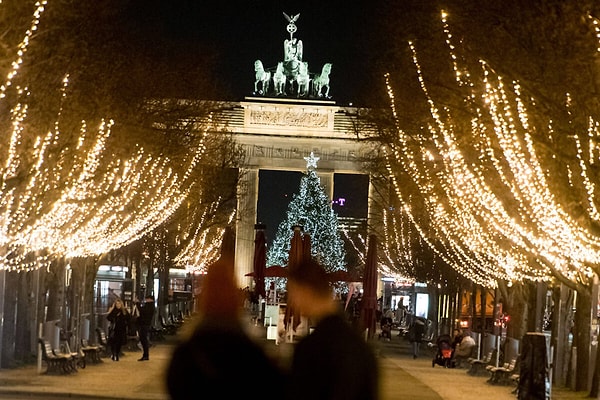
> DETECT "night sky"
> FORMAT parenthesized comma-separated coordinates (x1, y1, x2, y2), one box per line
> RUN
(130, 0, 376, 104)
(153, 1, 376, 243)
(257, 171, 369, 245)
(125, 1, 375, 244)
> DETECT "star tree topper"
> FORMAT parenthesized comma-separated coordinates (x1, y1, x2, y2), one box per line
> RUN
(304, 152, 320, 169)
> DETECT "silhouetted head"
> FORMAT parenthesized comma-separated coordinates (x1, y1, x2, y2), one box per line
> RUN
(287, 259, 336, 318)
(287, 259, 331, 297)
(199, 258, 242, 318)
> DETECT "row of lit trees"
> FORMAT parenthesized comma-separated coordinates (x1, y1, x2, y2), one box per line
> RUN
(5, 2, 600, 391)
(2, 5, 243, 269)
(0, 1, 241, 271)
(361, 0, 600, 393)
(0, 1, 243, 366)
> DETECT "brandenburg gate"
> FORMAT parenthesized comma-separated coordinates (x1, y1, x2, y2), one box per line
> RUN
(211, 13, 377, 284)
(218, 96, 375, 285)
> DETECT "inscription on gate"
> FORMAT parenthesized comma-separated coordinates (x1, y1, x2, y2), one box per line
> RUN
(248, 109, 328, 128)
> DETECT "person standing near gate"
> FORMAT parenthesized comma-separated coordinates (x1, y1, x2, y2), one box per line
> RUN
(136, 294, 155, 361)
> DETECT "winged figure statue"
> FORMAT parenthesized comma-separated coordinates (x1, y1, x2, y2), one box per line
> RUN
(283, 12, 300, 39)
(283, 12, 300, 24)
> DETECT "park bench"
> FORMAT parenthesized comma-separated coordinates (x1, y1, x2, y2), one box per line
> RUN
(38, 338, 74, 375)
(486, 337, 520, 385)
(95, 327, 111, 357)
(169, 312, 184, 328)
(468, 348, 496, 376)
(467, 333, 498, 376)
(127, 334, 141, 351)
(81, 338, 103, 364)
(150, 325, 166, 341)
(59, 338, 85, 369)
(57, 330, 85, 369)
(178, 309, 191, 322)
(488, 357, 519, 385)
(160, 315, 178, 335)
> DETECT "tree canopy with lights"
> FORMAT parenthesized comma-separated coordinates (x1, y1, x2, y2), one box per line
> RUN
(371, 2, 600, 390)
(376, 1, 600, 289)
(0, 1, 239, 271)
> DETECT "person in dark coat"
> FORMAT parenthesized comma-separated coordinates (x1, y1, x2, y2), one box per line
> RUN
(136, 294, 155, 361)
(286, 259, 379, 400)
(106, 298, 129, 361)
(409, 316, 426, 359)
(166, 257, 285, 400)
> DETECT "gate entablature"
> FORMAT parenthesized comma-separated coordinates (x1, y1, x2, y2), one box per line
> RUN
(242, 98, 339, 136)
(214, 98, 372, 173)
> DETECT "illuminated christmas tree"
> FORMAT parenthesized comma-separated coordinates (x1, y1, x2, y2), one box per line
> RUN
(266, 153, 346, 273)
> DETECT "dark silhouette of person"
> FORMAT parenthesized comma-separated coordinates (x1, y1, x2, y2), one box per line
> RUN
(286, 259, 379, 400)
(166, 257, 285, 400)
(106, 298, 129, 361)
(409, 316, 426, 359)
(136, 294, 155, 361)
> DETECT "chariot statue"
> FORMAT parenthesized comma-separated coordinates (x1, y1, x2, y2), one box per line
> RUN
(297, 61, 310, 97)
(250, 12, 333, 99)
(273, 62, 286, 96)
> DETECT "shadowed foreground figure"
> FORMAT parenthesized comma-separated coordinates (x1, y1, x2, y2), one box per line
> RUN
(166, 258, 285, 400)
(286, 259, 379, 400)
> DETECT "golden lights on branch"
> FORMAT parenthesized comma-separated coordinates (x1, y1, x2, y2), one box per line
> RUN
(174, 206, 236, 274)
(589, 14, 600, 52)
(341, 228, 409, 281)
(0, 1, 47, 99)
(0, 101, 208, 270)
(0, 6, 212, 271)
(381, 10, 600, 287)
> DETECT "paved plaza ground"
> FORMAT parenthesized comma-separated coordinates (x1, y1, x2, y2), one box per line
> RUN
(0, 324, 590, 400)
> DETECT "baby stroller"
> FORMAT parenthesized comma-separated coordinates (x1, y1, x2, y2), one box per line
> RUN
(379, 315, 393, 341)
(432, 334, 453, 368)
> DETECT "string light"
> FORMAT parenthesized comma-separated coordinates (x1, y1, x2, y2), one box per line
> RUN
(0, 3, 218, 271)
(0, 1, 47, 99)
(174, 207, 236, 273)
(381, 9, 600, 287)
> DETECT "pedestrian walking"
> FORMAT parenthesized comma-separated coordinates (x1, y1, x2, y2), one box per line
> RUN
(409, 316, 426, 359)
(106, 298, 129, 361)
(136, 294, 155, 361)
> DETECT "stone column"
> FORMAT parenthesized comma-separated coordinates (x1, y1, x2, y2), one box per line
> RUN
(235, 168, 259, 287)
(317, 171, 334, 201)
(367, 177, 383, 297)
(367, 176, 383, 237)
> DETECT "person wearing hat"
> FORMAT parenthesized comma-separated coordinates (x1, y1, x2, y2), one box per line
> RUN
(136, 294, 156, 361)
(286, 259, 379, 400)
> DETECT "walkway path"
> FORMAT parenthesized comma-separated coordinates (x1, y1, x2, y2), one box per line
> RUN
(0, 326, 589, 400)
